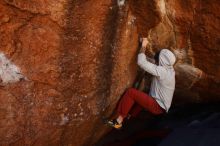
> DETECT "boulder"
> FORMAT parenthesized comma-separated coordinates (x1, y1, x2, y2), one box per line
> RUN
(0, 0, 219, 145)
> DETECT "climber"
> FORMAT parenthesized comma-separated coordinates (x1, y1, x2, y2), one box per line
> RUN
(106, 38, 176, 129)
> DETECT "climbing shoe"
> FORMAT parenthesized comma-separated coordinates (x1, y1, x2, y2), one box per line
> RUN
(105, 119, 122, 129)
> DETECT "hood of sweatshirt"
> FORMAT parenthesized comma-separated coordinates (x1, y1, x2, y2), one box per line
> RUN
(159, 49, 176, 69)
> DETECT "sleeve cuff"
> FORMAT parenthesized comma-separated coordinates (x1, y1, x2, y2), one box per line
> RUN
(138, 53, 147, 60)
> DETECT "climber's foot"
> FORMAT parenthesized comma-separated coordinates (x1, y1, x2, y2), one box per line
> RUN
(104, 119, 122, 130)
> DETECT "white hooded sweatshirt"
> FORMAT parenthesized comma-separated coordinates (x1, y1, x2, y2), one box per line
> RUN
(137, 49, 176, 112)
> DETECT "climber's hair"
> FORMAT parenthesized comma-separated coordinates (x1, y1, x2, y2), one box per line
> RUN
(154, 50, 161, 64)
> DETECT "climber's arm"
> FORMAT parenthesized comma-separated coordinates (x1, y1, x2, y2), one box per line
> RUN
(137, 53, 160, 77)
(137, 38, 164, 77)
(140, 38, 156, 64)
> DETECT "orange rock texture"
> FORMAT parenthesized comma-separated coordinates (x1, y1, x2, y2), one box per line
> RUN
(0, 0, 219, 145)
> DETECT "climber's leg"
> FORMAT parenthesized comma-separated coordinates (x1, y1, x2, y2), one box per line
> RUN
(106, 88, 164, 129)
(117, 88, 164, 120)
(129, 104, 143, 118)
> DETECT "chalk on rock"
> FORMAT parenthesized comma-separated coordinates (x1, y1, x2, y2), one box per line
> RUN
(60, 114, 69, 126)
(117, 0, 125, 7)
(0, 52, 25, 84)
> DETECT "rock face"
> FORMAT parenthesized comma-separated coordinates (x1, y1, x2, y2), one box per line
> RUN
(0, 0, 219, 145)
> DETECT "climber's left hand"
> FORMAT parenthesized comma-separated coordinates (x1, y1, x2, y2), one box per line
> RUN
(141, 38, 148, 48)
(139, 38, 148, 53)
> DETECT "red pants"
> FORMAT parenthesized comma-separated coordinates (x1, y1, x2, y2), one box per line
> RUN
(117, 88, 165, 118)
